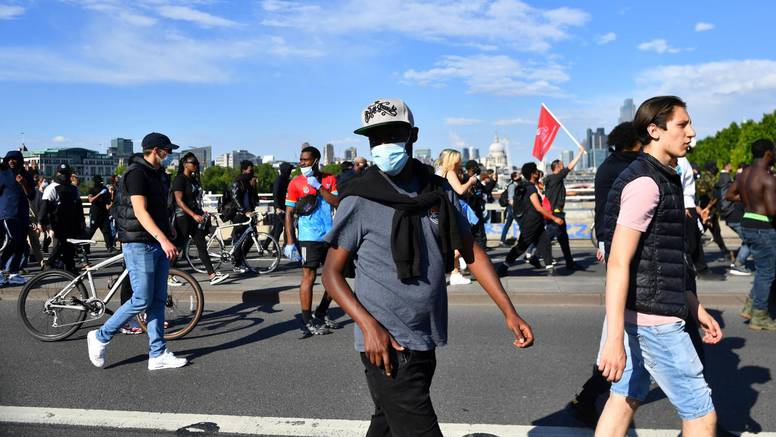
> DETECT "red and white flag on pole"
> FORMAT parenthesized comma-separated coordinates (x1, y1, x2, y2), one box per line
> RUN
(532, 104, 561, 161)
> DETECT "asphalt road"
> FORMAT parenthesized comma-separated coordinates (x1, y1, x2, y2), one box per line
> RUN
(1, 300, 773, 436)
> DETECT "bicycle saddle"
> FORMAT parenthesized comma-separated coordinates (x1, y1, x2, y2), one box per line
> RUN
(66, 239, 97, 245)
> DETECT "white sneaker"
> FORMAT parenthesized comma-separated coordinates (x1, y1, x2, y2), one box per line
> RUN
(87, 330, 108, 368)
(449, 272, 471, 285)
(167, 276, 184, 287)
(209, 272, 229, 285)
(7, 274, 27, 285)
(148, 349, 188, 370)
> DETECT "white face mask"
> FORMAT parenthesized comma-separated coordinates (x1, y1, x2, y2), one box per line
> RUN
(300, 159, 318, 177)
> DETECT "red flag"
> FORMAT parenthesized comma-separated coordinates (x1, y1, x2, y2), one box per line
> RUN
(532, 105, 561, 161)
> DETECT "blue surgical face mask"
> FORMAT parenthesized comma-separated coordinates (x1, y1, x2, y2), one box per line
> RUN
(371, 143, 409, 176)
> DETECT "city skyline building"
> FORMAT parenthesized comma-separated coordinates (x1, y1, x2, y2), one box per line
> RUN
(110, 138, 133, 157)
(586, 127, 609, 168)
(323, 143, 335, 165)
(619, 98, 636, 124)
(23, 147, 117, 178)
(461, 147, 470, 162)
(469, 146, 480, 161)
(561, 150, 574, 166)
(185, 146, 212, 169)
(343, 147, 357, 161)
(414, 148, 433, 165)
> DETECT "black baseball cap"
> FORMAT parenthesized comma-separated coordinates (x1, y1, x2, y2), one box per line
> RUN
(141, 132, 180, 151)
(57, 163, 73, 175)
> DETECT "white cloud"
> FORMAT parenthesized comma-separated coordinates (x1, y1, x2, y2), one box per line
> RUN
(445, 117, 482, 126)
(494, 117, 532, 125)
(404, 54, 569, 97)
(52, 135, 67, 143)
(597, 32, 616, 45)
(695, 22, 714, 32)
(637, 38, 682, 54)
(157, 5, 237, 28)
(261, 0, 589, 53)
(635, 59, 776, 136)
(0, 4, 25, 19)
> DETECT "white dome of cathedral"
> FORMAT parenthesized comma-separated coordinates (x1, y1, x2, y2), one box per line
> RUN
(489, 136, 505, 154)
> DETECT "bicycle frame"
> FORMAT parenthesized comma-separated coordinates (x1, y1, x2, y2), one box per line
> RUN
(204, 215, 259, 258)
(46, 252, 128, 327)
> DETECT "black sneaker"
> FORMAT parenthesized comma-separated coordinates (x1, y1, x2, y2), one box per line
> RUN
(315, 314, 341, 330)
(528, 257, 543, 270)
(496, 263, 509, 277)
(300, 319, 331, 338)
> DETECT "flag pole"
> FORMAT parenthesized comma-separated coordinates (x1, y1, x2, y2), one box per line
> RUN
(541, 103, 584, 150)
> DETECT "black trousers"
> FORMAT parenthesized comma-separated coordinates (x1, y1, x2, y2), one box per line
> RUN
(361, 349, 442, 437)
(231, 213, 254, 266)
(176, 215, 216, 275)
(47, 234, 76, 273)
(545, 211, 574, 265)
(88, 212, 114, 249)
(506, 219, 552, 266)
(685, 209, 709, 273)
(705, 214, 729, 254)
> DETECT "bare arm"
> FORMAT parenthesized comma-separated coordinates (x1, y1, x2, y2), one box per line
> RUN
(173, 191, 203, 222)
(284, 206, 297, 246)
(724, 178, 740, 202)
(322, 245, 403, 376)
(445, 171, 476, 196)
(686, 291, 723, 344)
(530, 193, 561, 223)
(599, 224, 641, 382)
(459, 230, 534, 348)
(319, 187, 340, 208)
(765, 176, 776, 216)
(130, 195, 178, 259)
(567, 145, 587, 171)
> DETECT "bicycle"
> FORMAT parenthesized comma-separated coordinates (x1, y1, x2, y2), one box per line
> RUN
(18, 239, 204, 342)
(184, 212, 281, 275)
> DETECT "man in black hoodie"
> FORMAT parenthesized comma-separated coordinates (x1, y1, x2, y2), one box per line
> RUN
(39, 163, 85, 274)
(230, 160, 259, 273)
(269, 162, 294, 248)
(321, 98, 534, 437)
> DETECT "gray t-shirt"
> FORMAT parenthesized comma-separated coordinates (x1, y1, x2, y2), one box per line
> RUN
(324, 178, 470, 352)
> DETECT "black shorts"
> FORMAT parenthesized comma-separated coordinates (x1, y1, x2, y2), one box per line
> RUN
(300, 241, 329, 269)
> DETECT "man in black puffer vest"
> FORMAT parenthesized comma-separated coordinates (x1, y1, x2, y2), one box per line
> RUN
(596, 97, 722, 436)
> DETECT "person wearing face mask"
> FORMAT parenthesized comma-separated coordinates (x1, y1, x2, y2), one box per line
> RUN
(229, 160, 260, 274)
(321, 98, 534, 437)
(284, 145, 341, 337)
(0, 150, 36, 286)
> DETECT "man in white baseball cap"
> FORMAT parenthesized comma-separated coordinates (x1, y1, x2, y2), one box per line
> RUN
(322, 98, 535, 436)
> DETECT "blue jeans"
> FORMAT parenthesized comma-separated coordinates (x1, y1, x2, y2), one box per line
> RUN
(97, 242, 169, 357)
(726, 222, 751, 265)
(500, 206, 514, 243)
(742, 227, 776, 310)
(600, 320, 714, 421)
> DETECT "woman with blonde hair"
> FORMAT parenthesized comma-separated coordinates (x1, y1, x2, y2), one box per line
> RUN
(435, 149, 478, 285)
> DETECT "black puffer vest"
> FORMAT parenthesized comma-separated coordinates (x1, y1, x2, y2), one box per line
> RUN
(116, 154, 172, 243)
(603, 153, 688, 318)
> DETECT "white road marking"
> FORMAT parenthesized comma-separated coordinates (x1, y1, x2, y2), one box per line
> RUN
(0, 406, 771, 436)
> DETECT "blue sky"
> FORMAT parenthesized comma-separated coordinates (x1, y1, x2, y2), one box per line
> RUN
(1, 0, 775, 165)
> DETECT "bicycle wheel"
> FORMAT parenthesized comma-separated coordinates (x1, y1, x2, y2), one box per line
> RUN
(185, 236, 224, 274)
(18, 270, 89, 341)
(244, 232, 281, 274)
(135, 268, 204, 340)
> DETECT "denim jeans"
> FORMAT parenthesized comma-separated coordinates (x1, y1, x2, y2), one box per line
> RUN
(726, 221, 751, 265)
(97, 242, 169, 357)
(361, 349, 442, 437)
(742, 226, 776, 310)
(500, 206, 514, 243)
(600, 321, 714, 421)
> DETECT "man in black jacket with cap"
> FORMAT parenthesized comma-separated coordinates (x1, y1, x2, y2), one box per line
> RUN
(39, 163, 85, 274)
(321, 98, 534, 437)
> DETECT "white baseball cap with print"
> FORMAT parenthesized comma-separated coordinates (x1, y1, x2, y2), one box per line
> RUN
(354, 98, 414, 135)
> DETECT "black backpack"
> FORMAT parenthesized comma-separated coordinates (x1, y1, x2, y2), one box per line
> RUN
(498, 181, 514, 207)
(512, 181, 530, 219)
(217, 188, 237, 222)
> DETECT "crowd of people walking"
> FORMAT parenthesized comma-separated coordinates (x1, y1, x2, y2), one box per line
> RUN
(1, 95, 774, 435)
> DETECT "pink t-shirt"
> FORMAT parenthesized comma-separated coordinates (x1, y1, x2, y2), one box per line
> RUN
(616, 177, 683, 326)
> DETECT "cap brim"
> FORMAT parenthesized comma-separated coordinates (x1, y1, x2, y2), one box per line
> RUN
(354, 121, 411, 136)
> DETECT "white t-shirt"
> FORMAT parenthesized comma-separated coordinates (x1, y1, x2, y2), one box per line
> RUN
(676, 157, 695, 208)
(42, 181, 60, 202)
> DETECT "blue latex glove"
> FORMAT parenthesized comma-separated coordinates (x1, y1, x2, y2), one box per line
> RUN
(284, 244, 301, 262)
(306, 176, 322, 190)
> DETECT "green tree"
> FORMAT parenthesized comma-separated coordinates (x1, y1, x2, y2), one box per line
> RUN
(692, 110, 776, 170)
(321, 163, 342, 175)
(254, 163, 277, 193)
(200, 165, 240, 194)
(114, 164, 127, 176)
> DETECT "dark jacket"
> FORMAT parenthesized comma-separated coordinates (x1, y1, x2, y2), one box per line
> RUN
(272, 163, 293, 210)
(115, 154, 172, 243)
(39, 174, 85, 237)
(603, 153, 688, 319)
(594, 151, 639, 243)
(231, 173, 259, 213)
(0, 151, 35, 222)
